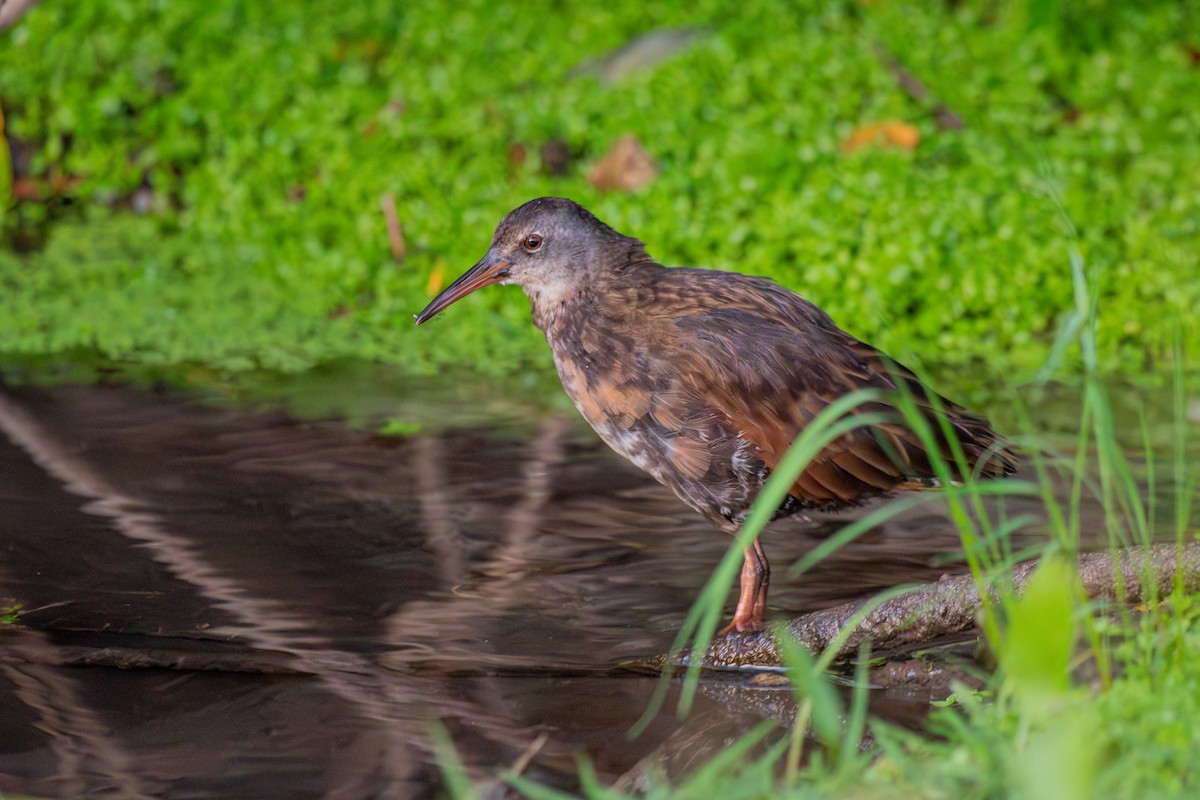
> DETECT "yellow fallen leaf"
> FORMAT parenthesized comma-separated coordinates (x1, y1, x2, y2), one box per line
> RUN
(841, 120, 921, 153)
(426, 260, 446, 296)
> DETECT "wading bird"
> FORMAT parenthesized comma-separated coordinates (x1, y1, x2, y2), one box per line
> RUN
(416, 198, 1016, 634)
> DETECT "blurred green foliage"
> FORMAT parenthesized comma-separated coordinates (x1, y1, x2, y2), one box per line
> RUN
(0, 0, 1197, 386)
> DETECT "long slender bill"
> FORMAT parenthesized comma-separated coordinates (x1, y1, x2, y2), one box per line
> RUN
(414, 253, 511, 325)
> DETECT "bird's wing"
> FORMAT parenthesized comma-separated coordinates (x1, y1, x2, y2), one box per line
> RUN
(639, 269, 1016, 506)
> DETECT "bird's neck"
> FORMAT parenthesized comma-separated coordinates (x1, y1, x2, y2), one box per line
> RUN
(526, 252, 658, 334)
(525, 280, 594, 335)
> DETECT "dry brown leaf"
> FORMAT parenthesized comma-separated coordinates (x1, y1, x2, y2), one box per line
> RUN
(12, 178, 38, 201)
(586, 134, 658, 192)
(11, 174, 81, 201)
(841, 120, 921, 154)
(508, 142, 527, 169)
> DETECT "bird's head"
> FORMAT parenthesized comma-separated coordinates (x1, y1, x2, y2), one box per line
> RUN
(415, 197, 645, 324)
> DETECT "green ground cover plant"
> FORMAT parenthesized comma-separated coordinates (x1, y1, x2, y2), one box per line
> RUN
(1, 0, 1197, 391)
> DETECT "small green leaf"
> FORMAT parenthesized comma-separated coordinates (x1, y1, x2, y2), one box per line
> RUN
(999, 554, 1079, 717)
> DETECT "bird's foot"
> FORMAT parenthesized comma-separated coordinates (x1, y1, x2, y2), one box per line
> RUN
(717, 614, 764, 637)
(720, 541, 769, 636)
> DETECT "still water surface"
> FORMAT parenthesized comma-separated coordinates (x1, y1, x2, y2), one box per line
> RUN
(0, 368, 1191, 798)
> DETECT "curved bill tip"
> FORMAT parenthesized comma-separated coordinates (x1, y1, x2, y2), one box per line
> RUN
(414, 255, 510, 326)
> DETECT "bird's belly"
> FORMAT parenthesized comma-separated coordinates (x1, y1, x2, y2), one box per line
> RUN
(588, 418, 671, 484)
(553, 361, 667, 481)
(589, 417, 770, 529)
(552, 354, 768, 528)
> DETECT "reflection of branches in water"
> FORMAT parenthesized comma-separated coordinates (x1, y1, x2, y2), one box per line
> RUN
(0, 609, 156, 797)
(390, 415, 601, 639)
(489, 414, 571, 583)
(0, 392, 319, 654)
(612, 688, 786, 794)
(0, 391, 425, 795)
(0, 387, 606, 793)
(390, 416, 585, 780)
(415, 434, 469, 587)
(413, 413, 571, 591)
(381, 426, 693, 664)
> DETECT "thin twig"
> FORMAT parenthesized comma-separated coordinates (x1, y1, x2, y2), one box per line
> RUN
(380, 193, 406, 262)
(509, 732, 549, 778)
(873, 42, 965, 131)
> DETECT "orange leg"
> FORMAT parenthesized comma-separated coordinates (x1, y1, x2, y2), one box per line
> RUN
(718, 538, 770, 635)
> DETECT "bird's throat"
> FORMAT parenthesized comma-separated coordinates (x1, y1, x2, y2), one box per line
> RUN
(525, 282, 593, 335)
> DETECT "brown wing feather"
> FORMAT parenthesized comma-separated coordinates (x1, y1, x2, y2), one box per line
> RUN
(638, 268, 1017, 510)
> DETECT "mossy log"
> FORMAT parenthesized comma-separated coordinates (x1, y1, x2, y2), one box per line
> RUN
(697, 543, 1200, 670)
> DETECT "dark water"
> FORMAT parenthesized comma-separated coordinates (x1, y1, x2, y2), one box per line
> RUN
(0, 370, 1193, 799)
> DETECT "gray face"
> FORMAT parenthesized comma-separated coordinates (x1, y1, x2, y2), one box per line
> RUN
(485, 197, 625, 286)
(414, 197, 631, 325)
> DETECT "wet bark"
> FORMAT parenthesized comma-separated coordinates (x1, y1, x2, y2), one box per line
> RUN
(697, 543, 1200, 670)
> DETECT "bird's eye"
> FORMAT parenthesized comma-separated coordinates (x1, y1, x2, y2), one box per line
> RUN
(523, 233, 543, 252)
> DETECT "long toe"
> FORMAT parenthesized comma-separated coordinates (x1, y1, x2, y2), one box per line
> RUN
(718, 611, 765, 636)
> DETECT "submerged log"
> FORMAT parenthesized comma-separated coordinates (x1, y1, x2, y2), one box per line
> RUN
(697, 543, 1200, 670)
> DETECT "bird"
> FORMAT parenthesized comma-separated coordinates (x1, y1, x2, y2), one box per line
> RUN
(415, 197, 1017, 635)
